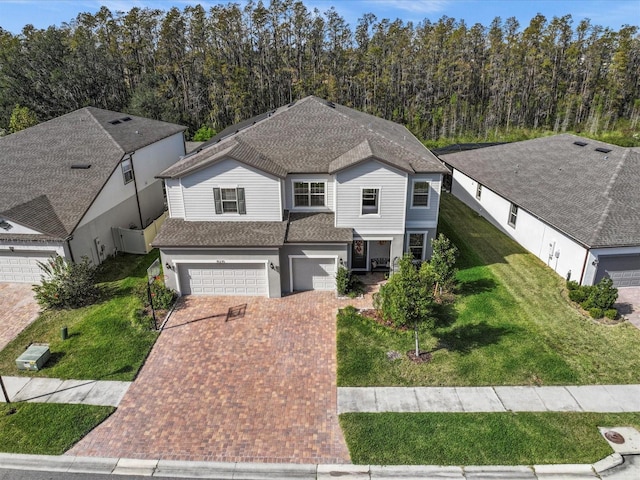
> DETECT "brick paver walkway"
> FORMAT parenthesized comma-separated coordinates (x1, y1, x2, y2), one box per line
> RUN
(69, 290, 375, 464)
(0, 283, 40, 351)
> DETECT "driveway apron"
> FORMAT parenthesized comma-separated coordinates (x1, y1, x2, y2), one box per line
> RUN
(68, 291, 357, 464)
(0, 283, 40, 352)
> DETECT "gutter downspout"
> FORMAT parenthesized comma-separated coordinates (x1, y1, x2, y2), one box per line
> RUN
(578, 248, 590, 285)
(65, 237, 75, 263)
(128, 153, 144, 228)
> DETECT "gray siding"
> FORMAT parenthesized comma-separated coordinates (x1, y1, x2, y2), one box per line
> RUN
(160, 248, 281, 298)
(181, 158, 282, 222)
(166, 179, 184, 219)
(285, 174, 335, 211)
(280, 244, 348, 293)
(335, 160, 407, 233)
(405, 174, 442, 226)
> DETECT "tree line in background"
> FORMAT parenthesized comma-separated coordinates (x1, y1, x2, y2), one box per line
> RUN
(0, 0, 639, 144)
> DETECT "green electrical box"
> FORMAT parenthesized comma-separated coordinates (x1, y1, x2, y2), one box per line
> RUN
(15, 344, 50, 371)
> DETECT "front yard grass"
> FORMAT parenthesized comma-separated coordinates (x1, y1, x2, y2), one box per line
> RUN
(0, 403, 113, 454)
(0, 251, 160, 381)
(340, 412, 640, 465)
(338, 193, 640, 386)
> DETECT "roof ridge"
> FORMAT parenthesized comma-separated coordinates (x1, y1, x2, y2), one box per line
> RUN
(588, 149, 628, 246)
(85, 107, 126, 154)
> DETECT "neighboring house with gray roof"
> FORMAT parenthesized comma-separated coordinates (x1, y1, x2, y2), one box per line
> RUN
(441, 134, 640, 287)
(153, 96, 449, 297)
(0, 107, 186, 283)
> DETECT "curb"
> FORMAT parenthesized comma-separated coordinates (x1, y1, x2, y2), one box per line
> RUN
(0, 453, 635, 478)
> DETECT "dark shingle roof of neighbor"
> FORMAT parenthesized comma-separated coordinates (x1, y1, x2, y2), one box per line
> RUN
(151, 218, 288, 248)
(441, 134, 640, 248)
(286, 212, 352, 243)
(0, 107, 185, 240)
(160, 96, 449, 179)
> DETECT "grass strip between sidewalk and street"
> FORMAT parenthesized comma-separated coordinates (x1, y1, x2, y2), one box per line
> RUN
(340, 412, 640, 465)
(0, 403, 114, 455)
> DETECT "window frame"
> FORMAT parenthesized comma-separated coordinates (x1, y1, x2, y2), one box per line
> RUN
(361, 187, 380, 215)
(292, 180, 327, 209)
(213, 187, 246, 215)
(121, 158, 134, 185)
(411, 180, 430, 208)
(508, 203, 518, 228)
(220, 188, 239, 213)
(407, 232, 426, 260)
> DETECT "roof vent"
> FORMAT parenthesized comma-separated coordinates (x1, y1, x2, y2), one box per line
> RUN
(326, 101, 336, 108)
(288, 101, 297, 108)
(573, 141, 588, 147)
(108, 119, 122, 125)
(71, 164, 91, 169)
(121, 116, 132, 122)
(0, 220, 12, 231)
(595, 147, 612, 153)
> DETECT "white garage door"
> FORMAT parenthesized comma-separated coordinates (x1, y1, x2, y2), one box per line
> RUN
(0, 251, 56, 284)
(292, 257, 336, 291)
(179, 263, 268, 296)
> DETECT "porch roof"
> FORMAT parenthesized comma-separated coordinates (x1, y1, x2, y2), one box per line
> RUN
(285, 212, 352, 243)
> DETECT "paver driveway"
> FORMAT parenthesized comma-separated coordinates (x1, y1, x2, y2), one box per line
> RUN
(0, 283, 40, 352)
(69, 291, 372, 463)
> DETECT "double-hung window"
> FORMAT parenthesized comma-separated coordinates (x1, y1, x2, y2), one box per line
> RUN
(294, 181, 325, 207)
(508, 203, 518, 227)
(361, 188, 379, 215)
(408, 233, 425, 260)
(213, 187, 246, 215)
(412, 181, 429, 207)
(121, 158, 133, 184)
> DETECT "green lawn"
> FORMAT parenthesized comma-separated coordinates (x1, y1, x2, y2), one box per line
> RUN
(0, 403, 113, 454)
(338, 193, 640, 386)
(340, 412, 640, 465)
(0, 251, 160, 381)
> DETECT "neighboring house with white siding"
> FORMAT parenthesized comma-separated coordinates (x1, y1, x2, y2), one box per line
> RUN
(153, 96, 449, 297)
(0, 107, 186, 283)
(441, 134, 640, 287)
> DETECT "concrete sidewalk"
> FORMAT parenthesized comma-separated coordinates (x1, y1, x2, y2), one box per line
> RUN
(338, 385, 640, 413)
(0, 376, 130, 406)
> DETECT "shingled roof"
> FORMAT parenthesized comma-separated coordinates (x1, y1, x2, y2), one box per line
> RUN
(0, 107, 185, 240)
(441, 134, 640, 248)
(160, 96, 448, 179)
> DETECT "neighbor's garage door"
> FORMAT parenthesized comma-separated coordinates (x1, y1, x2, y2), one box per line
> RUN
(179, 263, 268, 296)
(292, 257, 336, 291)
(595, 255, 640, 287)
(0, 251, 56, 284)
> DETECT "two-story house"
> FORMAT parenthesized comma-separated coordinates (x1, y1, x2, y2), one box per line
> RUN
(152, 96, 449, 297)
(0, 107, 186, 283)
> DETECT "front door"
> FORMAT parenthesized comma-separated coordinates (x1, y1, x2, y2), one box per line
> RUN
(352, 240, 368, 270)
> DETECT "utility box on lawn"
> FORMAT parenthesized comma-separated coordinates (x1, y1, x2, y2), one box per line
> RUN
(16, 344, 50, 371)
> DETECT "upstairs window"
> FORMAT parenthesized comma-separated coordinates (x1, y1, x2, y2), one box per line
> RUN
(476, 184, 482, 200)
(294, 181, 325, 207)
(412, 181, 429, 207)
(121, 158, 133, 184)
(361, 188, 379, 215)
(213, 187, 246, 214)
(508, 203, 518, 227)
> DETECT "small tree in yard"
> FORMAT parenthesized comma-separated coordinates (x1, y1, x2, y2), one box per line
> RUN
(33, 256, 100, 309)
(374, 254, 435, 356)
(430, 233, 459, 296)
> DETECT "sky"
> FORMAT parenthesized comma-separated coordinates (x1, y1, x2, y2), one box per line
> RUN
(0, 0, 638, 34)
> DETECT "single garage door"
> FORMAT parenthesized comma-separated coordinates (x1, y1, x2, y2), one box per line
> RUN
(179, 263, 268, 296)
(0, 251, 56, 283)
(595, 255, 640, 287)
(292, 257, 336, 291)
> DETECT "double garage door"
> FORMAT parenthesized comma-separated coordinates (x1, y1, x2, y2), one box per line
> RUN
(595, 255, 640, 287)
(179, 263, 268, 296)
(0, 251, 56, 284)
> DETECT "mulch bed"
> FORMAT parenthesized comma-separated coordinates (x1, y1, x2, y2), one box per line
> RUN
(406, 350, 432, 363)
